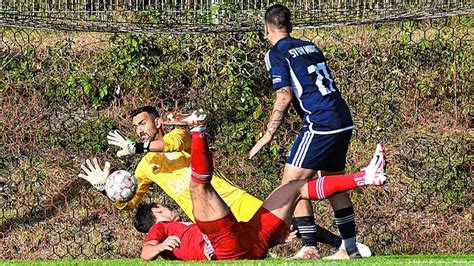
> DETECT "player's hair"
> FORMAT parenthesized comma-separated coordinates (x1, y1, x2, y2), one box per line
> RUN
(265, 4, 292, 32)
(130, 106, 160, 119)
(134, 203, 158, 233)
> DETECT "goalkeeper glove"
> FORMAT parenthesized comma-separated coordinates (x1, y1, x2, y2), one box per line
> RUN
(78, 158, 111, 191)
(107, 129, 150, 157)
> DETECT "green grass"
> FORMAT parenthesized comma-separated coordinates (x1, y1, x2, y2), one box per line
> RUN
(4, 254, 474, 266)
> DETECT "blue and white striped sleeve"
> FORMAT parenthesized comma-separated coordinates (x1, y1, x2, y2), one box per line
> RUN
(265, 50, 291, 91)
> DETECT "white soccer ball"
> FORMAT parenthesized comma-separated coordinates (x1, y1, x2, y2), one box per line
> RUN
(105, 170, 138, 203)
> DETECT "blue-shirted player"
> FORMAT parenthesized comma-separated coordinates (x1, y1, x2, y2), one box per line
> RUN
(249, 4, 365, 259)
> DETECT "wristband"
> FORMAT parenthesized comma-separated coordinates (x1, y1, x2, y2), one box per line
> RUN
(94, 182, 106, 192)
(134, 141, 150, 154)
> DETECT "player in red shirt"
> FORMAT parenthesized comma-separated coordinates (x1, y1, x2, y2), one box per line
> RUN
(135, 124, 386, 261)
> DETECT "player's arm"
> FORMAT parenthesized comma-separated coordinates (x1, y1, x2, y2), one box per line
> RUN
(249, 86, 292, 159)
(141, 236, 181, 261)
(147, 140, 165, 152)
(107, 129, 190, 157)
(141, 129, 190, 153)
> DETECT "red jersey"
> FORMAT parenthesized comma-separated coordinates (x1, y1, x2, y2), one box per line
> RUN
(144, 208, 289, 261)
(145, 222, 208, 261)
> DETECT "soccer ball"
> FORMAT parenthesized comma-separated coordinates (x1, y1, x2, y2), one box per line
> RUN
(105, 170, 137, 203)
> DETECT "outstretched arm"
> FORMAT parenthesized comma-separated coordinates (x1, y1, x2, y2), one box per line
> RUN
(107, 129, 190, 157)
(141, 236, 181, 261)
(249, 86, 292, 159)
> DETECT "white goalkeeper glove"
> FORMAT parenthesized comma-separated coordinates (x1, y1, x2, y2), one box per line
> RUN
(78, 158, 111, 191)
(107, 129, 150, 157)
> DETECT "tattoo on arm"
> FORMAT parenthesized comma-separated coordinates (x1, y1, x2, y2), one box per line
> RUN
(266, 109, 286, 135)
(266, 87, 291, 135)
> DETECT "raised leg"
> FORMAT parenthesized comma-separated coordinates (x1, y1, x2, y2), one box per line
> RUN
(263, 144, 387, 226)
(189, 131, 229, 222)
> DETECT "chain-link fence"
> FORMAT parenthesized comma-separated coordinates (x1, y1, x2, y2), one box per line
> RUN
(1, 0, 472, 260)
(1, 0, 473, 32)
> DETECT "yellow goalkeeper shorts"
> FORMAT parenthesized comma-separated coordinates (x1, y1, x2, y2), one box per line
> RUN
(230, 192, 263, 222)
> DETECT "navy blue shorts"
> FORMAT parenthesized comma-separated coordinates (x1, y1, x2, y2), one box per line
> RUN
(287, 129, 352, 172)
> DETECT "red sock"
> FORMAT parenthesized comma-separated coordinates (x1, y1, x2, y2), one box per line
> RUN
(307, 170, 365, 199)
(190, 132, 214, 184)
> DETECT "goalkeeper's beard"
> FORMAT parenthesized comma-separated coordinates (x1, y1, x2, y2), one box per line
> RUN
(140, 132, 154, 142)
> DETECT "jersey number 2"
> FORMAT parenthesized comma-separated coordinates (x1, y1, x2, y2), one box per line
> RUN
(307, 62, 336, 96)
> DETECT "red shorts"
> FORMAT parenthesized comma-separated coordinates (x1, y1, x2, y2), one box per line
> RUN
(195, 207, 289, 260)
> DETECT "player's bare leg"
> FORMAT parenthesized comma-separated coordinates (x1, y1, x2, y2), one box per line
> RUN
(280, 166, 317, 226)
(188, 119, 230, 222)
(281, 164, 321, 258)
(189, 177, 230, 222)
(281, 165, 318, 218)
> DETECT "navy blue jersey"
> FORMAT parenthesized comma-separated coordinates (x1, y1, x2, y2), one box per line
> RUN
(265, 37, 354, 134)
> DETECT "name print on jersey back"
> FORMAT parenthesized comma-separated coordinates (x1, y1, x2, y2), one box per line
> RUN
(288, 45, 318, 58)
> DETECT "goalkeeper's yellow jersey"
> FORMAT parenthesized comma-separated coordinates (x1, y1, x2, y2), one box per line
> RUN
(113, 128, 262, 222)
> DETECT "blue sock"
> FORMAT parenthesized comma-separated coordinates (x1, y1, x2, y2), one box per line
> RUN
(294, 216, 318, 247)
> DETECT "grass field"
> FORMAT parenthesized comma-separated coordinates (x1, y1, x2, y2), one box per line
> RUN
(4, 254, 474, 266)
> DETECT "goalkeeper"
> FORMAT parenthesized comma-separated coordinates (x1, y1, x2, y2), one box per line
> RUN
(134, 126, 386, 261)
(79, 106, 368, 254)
